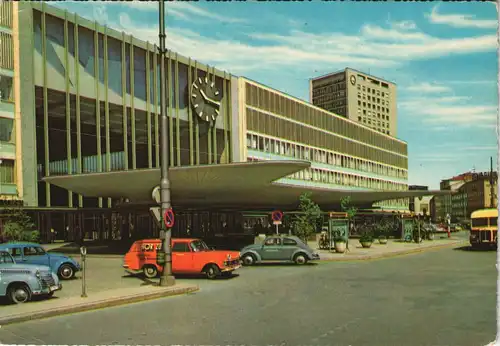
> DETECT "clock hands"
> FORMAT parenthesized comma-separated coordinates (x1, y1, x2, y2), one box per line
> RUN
(199, 89, 220, 107)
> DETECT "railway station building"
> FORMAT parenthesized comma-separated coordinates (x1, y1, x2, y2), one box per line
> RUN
(0, 2, 445, 243)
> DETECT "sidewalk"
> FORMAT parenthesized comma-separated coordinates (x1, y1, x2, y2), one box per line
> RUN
(0, 283, 199, 326)
(309, 237, 467, 261)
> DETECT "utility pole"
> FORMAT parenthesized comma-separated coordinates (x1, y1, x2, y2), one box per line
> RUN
(490, 156, 496, 209)
(158, 0, 175, 287)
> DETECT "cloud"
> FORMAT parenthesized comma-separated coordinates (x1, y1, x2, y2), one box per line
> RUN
(405, 82, 452, 93)
(391, 20, 417, 31)
(447, 80, 496, 85)
(247, 24, 495, 65)
(57, 3, 497, 78)
(121, 1, 246, 23)
(433, 143, 498, 151)
(427, 5, 498, 29)
(461, 145, 498, 151)
(400, 94, 497, 128)
(92, 5, 109, 24)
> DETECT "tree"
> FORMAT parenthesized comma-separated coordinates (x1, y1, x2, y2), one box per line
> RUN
(292, 192, 322, 242)
(1, 207, 39, 243)
(340, 196, 358, 221)
(340, 196, 359, 243)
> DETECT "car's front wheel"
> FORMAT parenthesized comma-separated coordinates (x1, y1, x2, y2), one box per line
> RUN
(143, 265, 158, 279)
(294, 253, 308, 265)
(242, 253, 256, 266)
(205, 264, 220, 280)
(8, 283, 31, 304)
(58, 263, 76, 280)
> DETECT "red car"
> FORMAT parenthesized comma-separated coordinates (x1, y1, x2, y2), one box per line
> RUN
(123, 238, 241, 279)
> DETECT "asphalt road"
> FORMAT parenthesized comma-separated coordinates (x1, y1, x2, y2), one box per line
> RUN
(1, 246, 496, 346)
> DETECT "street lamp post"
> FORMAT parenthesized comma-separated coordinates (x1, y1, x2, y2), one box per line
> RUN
(158, 0, 175, 287)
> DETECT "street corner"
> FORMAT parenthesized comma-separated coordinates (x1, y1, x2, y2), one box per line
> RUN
(0, 283, 199, 326)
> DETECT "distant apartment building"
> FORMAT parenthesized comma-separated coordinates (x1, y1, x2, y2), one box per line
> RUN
(452, 172, 498, 222)
(310, 68, 397, 136)
(431, 171, 497, 222)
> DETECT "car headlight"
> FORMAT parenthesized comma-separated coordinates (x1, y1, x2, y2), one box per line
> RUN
(226, 254, 232, 260)
(35, 270, 41, 279)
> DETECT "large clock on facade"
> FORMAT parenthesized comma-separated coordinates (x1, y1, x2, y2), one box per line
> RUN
(350, 75, 356, 85)
(190, 77, 221, 123)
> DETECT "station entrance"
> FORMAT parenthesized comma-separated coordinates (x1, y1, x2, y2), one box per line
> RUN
(3, 206, 271, 250)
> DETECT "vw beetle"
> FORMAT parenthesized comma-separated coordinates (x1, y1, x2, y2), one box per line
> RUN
(0, 242, 80, 280)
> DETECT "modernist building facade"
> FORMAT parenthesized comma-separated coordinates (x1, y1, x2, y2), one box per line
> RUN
(310, 68, 397, 136)
(237, 78, 408, 210)
(0, 2, 412, 241)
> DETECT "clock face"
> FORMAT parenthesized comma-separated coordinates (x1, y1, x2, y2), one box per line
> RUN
(190, 76, 222, 123)
(350, 75, 356, 85)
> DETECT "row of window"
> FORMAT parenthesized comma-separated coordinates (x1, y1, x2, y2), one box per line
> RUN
(0, 117, 14, 142)
(0, 159, 15, 184)
(312, 82, 346, 97)
(357, 116, 390, 135)
(357, 101, 390, 116)
(0, 32, 13, 71)
(372, 198, 409, 208)
(358, 94, 390, 113)
(245, 82, 407, 155)
(357, 84, 390, 98)
(0, 2, 12, 28)
(312, 92, 346, 104)
(358, 93, 390, 107)
(313, 100, 346, 112)
(246, 133, 408, 180)
(248, 156, 407, 191)
(246, 108, 408, 169)
(0, 75, 14, 103)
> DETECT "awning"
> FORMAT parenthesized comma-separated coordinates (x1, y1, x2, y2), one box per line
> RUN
(42, 160, 450, 210)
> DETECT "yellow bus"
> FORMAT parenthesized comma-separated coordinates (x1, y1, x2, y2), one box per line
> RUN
(469, 208, 498, 248)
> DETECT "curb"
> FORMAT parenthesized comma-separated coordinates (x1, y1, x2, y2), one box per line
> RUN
(0, 285, 199, 326)
(318, 240, 467, 262)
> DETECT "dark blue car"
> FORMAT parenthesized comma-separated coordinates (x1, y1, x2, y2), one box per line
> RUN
(0, 242, 80, 280)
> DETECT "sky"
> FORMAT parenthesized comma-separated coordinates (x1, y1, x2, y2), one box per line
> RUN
(54, 0, 499, 190)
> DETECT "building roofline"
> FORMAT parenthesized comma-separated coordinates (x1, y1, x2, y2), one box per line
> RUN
(310, 67, 396, 86)
(240, 77, 407, 146)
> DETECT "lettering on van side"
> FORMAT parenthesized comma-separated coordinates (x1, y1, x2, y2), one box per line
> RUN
(140, 243, 162, 252)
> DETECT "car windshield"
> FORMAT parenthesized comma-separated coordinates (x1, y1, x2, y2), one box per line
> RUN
(190, 240, 210, 252)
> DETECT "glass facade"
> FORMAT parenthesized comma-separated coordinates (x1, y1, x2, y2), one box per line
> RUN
(32, 8, 233, 208)
(244, 80, 409, 209)
(245, 82, 407, 163)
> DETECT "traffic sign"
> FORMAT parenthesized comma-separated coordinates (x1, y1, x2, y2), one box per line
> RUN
(273, 220, 282, 226)
(271, 210, 283, 222)
(163, 208, 175, 228)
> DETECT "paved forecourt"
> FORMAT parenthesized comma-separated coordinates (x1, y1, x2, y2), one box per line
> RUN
(0, 245, 496, 346)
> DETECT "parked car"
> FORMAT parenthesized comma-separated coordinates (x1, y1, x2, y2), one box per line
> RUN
(240, 235, 320, 266)
(0, 250, 62, 304)
(0, 242, 80, 280)
(123, 238, 241, 280)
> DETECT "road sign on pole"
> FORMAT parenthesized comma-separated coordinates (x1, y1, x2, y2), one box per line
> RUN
(271, 210, 283, 235)
(271, 210, 283, 222)
(163, 208, 175, 229)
